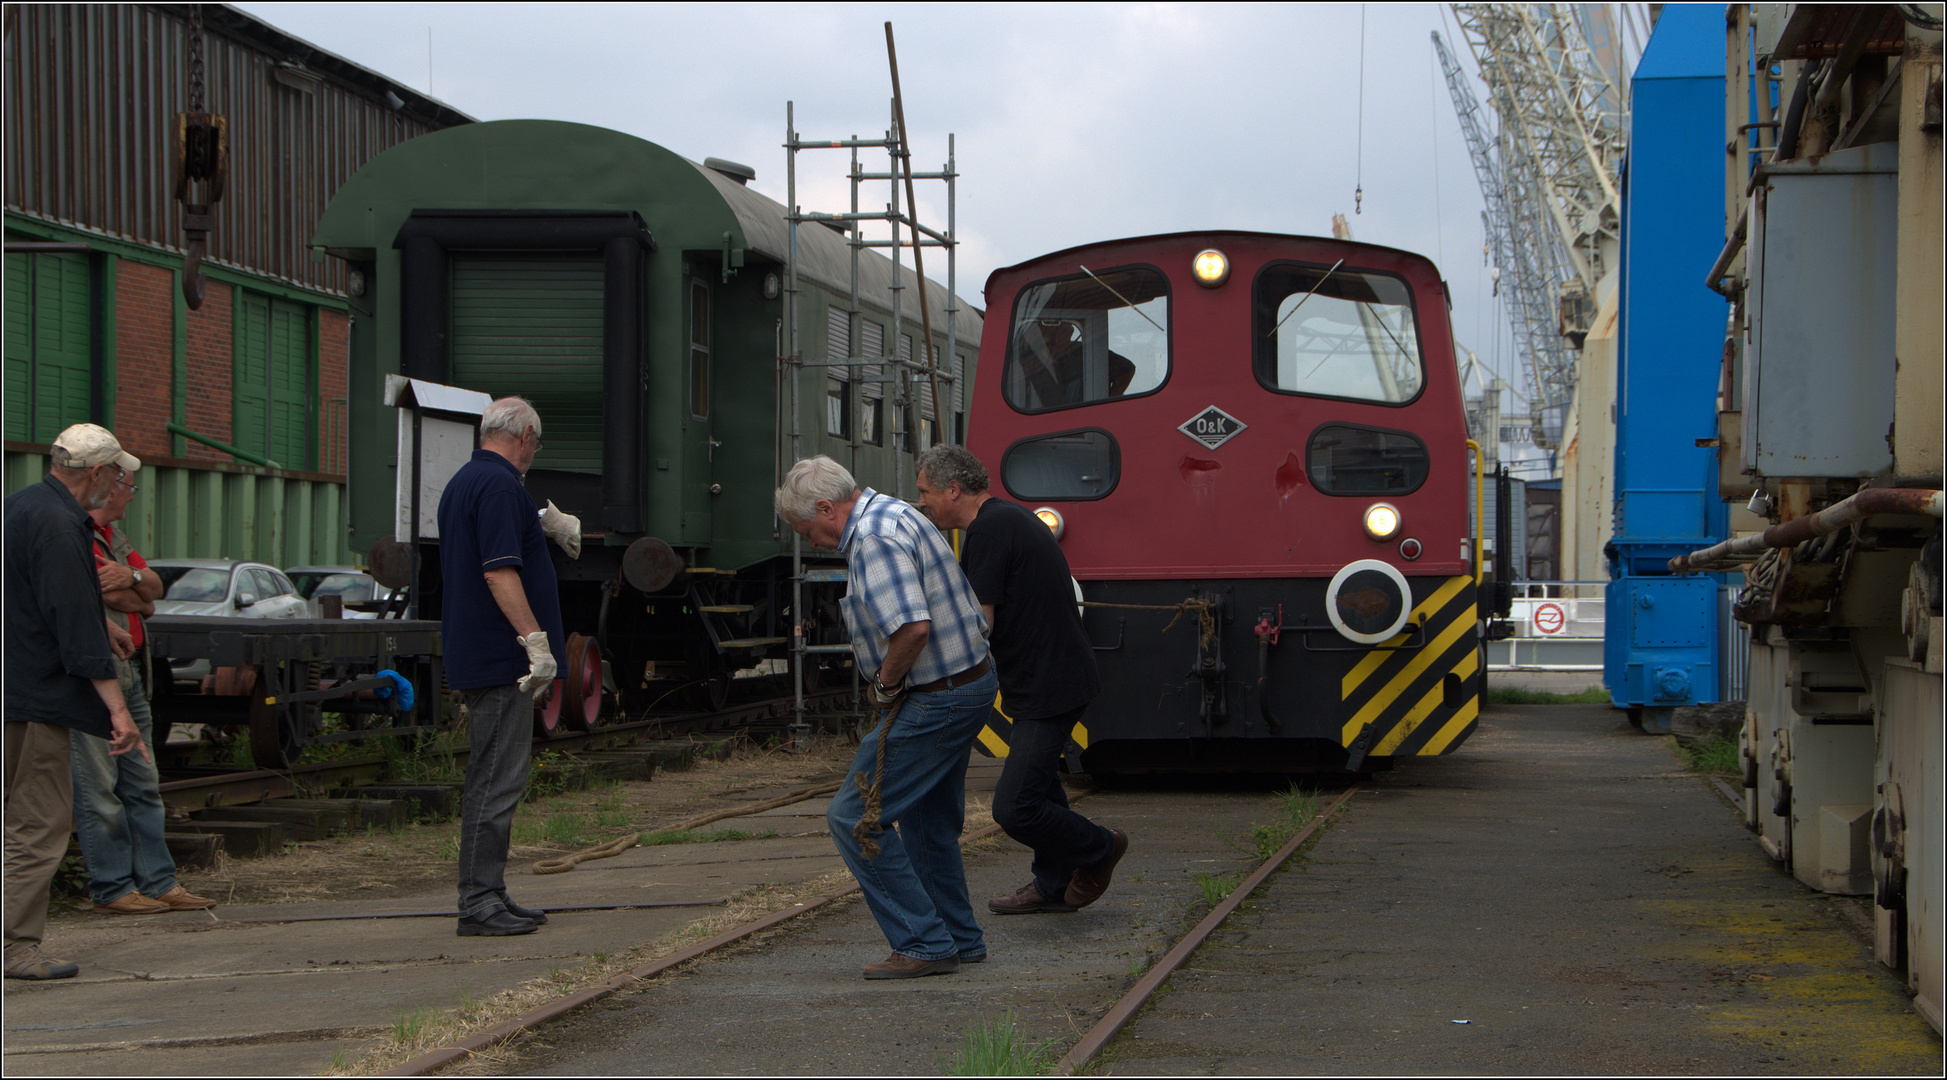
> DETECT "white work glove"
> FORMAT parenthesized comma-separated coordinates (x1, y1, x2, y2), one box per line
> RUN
(538, 501, 582, 559)
(518, 631, 557, 698)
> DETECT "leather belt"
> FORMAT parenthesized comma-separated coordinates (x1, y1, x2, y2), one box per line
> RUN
(906, 656, 991, 695)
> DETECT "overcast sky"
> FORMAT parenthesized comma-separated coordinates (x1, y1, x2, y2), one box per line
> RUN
(238, 2, 1644, 471)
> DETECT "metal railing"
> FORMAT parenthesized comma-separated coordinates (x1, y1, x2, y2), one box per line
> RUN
(1489, 580, 1606, 671)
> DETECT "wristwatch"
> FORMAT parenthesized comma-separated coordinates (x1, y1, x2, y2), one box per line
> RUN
(132, 568, 143, 585)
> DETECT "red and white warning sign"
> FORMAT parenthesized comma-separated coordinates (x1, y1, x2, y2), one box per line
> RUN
(1532, 601, 1568, 636)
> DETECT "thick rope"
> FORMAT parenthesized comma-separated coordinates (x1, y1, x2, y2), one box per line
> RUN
(531, 780, 843, 875)
(852, 697, 903, 860)
(1079, 598, 1221, 650)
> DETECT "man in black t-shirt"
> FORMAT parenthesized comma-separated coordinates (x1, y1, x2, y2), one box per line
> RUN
(914, 445, 1126, 915)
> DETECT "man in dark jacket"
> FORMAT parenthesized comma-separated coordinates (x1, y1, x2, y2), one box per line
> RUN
(4, 423, 150, 981)
(913, 445, 1126, 916)
(437, 397, 570, 938)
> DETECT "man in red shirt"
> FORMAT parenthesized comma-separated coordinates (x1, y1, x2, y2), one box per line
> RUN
(74, 469, 214, 914)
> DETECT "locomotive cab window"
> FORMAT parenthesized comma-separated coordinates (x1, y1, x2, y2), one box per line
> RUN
(1005, 266, 1168, 413)
(1307, 424, 1429, 495)
(1254, 263, 1423, 404)
(688, 279, 710, 419)
(1001, 429, 1119, 501)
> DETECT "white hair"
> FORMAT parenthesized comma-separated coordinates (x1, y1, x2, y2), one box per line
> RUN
(479, 396, 541, 442)
(775, 455, 858, 522)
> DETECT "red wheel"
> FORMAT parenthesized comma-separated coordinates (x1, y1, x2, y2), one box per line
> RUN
(562, 633, 604, 731)
(533, 676, 568, 738)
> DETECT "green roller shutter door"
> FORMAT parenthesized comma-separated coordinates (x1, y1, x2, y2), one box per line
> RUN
(234, 291, 313, 469)
(449, 256, 605, 473)
(4, 252, 93, 443)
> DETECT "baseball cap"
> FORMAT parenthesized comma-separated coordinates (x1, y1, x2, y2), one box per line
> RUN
(50, 423, 141, 473)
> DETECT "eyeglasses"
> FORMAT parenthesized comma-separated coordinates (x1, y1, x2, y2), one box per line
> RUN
(116, 476, 138, 493)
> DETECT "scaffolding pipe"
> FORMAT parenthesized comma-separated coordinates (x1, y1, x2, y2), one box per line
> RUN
(1668, 488, 1944, 572)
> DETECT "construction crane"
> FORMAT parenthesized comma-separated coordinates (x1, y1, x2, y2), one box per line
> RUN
(1434, 4, 1626, 451)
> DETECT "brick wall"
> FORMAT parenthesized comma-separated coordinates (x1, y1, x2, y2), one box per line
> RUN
(319, 308, 349, 476)
(112, 261, 174, 461)
(111, 258, 347, 476)
(181, 281, 234, 464)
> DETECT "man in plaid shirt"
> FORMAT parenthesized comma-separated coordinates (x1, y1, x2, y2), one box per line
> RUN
(776, 456, 996, 980)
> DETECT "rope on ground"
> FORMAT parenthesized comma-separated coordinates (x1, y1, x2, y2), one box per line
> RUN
(1079, 598, 1220, 650)
(529, 779, 844, 875)
(532, 833, 638, 875)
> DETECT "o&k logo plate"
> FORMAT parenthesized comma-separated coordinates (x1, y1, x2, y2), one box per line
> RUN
(1179, 405, 1246, 450)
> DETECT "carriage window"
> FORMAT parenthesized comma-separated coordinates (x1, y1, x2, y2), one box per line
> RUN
(1254, 263, 1423, 404)
(1004, 267, 1168, 413)
(1001, 429, 1119, 501)
(1306, 424, 1429, 495)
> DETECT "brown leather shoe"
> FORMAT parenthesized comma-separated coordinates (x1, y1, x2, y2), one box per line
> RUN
(988, 882, 1077, 915)
(155, 885, 216, 910)
(92, 891, 170, 915)
(862, 952, 959, 980)
(1065, 828, 1129, 908)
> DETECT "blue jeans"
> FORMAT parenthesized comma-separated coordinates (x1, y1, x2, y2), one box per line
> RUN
(456, 684, 532, 920)
(70, 661, 178, 905)
(828, 667, 996, 962)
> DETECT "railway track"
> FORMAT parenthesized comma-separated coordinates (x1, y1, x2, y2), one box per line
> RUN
(380, 781, 1362, 1076)
(158, 687, 856, 811)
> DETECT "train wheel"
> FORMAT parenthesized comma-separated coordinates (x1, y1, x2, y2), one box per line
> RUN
(561, 633, 604, 731)
(533, 677, 569, 739)
(247, 663, 303, 769)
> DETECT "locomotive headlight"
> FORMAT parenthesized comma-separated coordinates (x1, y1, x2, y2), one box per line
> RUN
(1033, 506, 1066, 540)
(1191, 249, 1229, 288)
(1362, 502, 1401, 541)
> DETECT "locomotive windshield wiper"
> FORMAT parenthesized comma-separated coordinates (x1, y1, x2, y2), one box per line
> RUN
(1266, 258, 1346, 337)
(1077, 265, 1166, 334)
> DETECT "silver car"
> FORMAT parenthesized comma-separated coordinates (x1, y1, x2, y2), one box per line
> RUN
(286, 564, 396, 619)
(149, 559, 310, 683)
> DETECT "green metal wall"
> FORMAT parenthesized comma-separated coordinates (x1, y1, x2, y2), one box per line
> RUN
(3, 450, 356, 569)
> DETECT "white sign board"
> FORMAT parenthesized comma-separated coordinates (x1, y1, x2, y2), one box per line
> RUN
(396, 413, 478, 541)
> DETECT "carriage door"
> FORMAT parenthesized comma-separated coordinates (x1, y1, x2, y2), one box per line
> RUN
(681, 276, 715, 543)
(448, 255, 606, 517)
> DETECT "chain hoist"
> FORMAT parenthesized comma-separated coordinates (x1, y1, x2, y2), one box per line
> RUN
(175, 5, 227, 309)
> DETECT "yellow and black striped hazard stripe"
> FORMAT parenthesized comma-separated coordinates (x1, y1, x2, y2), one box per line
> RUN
(1339, 574, 1480, 756)
(976, 700, 1087, 759)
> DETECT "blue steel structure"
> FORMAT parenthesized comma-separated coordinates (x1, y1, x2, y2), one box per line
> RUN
(1604, 6, 1731, 730)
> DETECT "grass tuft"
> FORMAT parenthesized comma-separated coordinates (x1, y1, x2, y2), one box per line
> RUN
(390, 1006, 432, 1045)
(1671, 731, 1740, 775)
(1192, 870, 1244, 907)
(1486, 685, 1610, 705)
(942, 1009, 1060, 1076)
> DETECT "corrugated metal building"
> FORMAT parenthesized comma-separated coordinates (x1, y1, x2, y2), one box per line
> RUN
(3, 3, 469, 565)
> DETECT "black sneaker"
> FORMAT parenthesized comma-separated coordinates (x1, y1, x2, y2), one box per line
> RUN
(503, 898, 549, 925)
(457, 909, 538, 937)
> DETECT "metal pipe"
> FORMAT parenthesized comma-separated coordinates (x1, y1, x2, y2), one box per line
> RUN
(1466, 439, 1484, 584)
(1704, 215, 1747, 297)
(1669, 487, 1944, 571)
(166, 421, 277, 468)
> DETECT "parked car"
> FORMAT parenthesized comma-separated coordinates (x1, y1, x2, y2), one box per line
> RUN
(148, 559, 310, 684)
(286, 564, 396, 619)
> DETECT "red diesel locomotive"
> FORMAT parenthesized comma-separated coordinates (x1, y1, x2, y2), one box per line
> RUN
(967, 231, 1485, 773)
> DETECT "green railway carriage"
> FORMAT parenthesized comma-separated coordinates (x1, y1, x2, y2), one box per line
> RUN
(313, 119, 979, 719)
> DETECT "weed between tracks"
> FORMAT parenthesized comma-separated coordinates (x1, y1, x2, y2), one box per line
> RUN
(942, 1008, 1061, 1076)
(1671, 731, 1740, 775)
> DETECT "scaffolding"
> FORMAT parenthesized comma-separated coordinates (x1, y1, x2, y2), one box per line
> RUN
(780, 98, 960, 746)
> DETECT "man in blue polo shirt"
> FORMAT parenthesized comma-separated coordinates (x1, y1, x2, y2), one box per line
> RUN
(437, 397, 570, 937)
